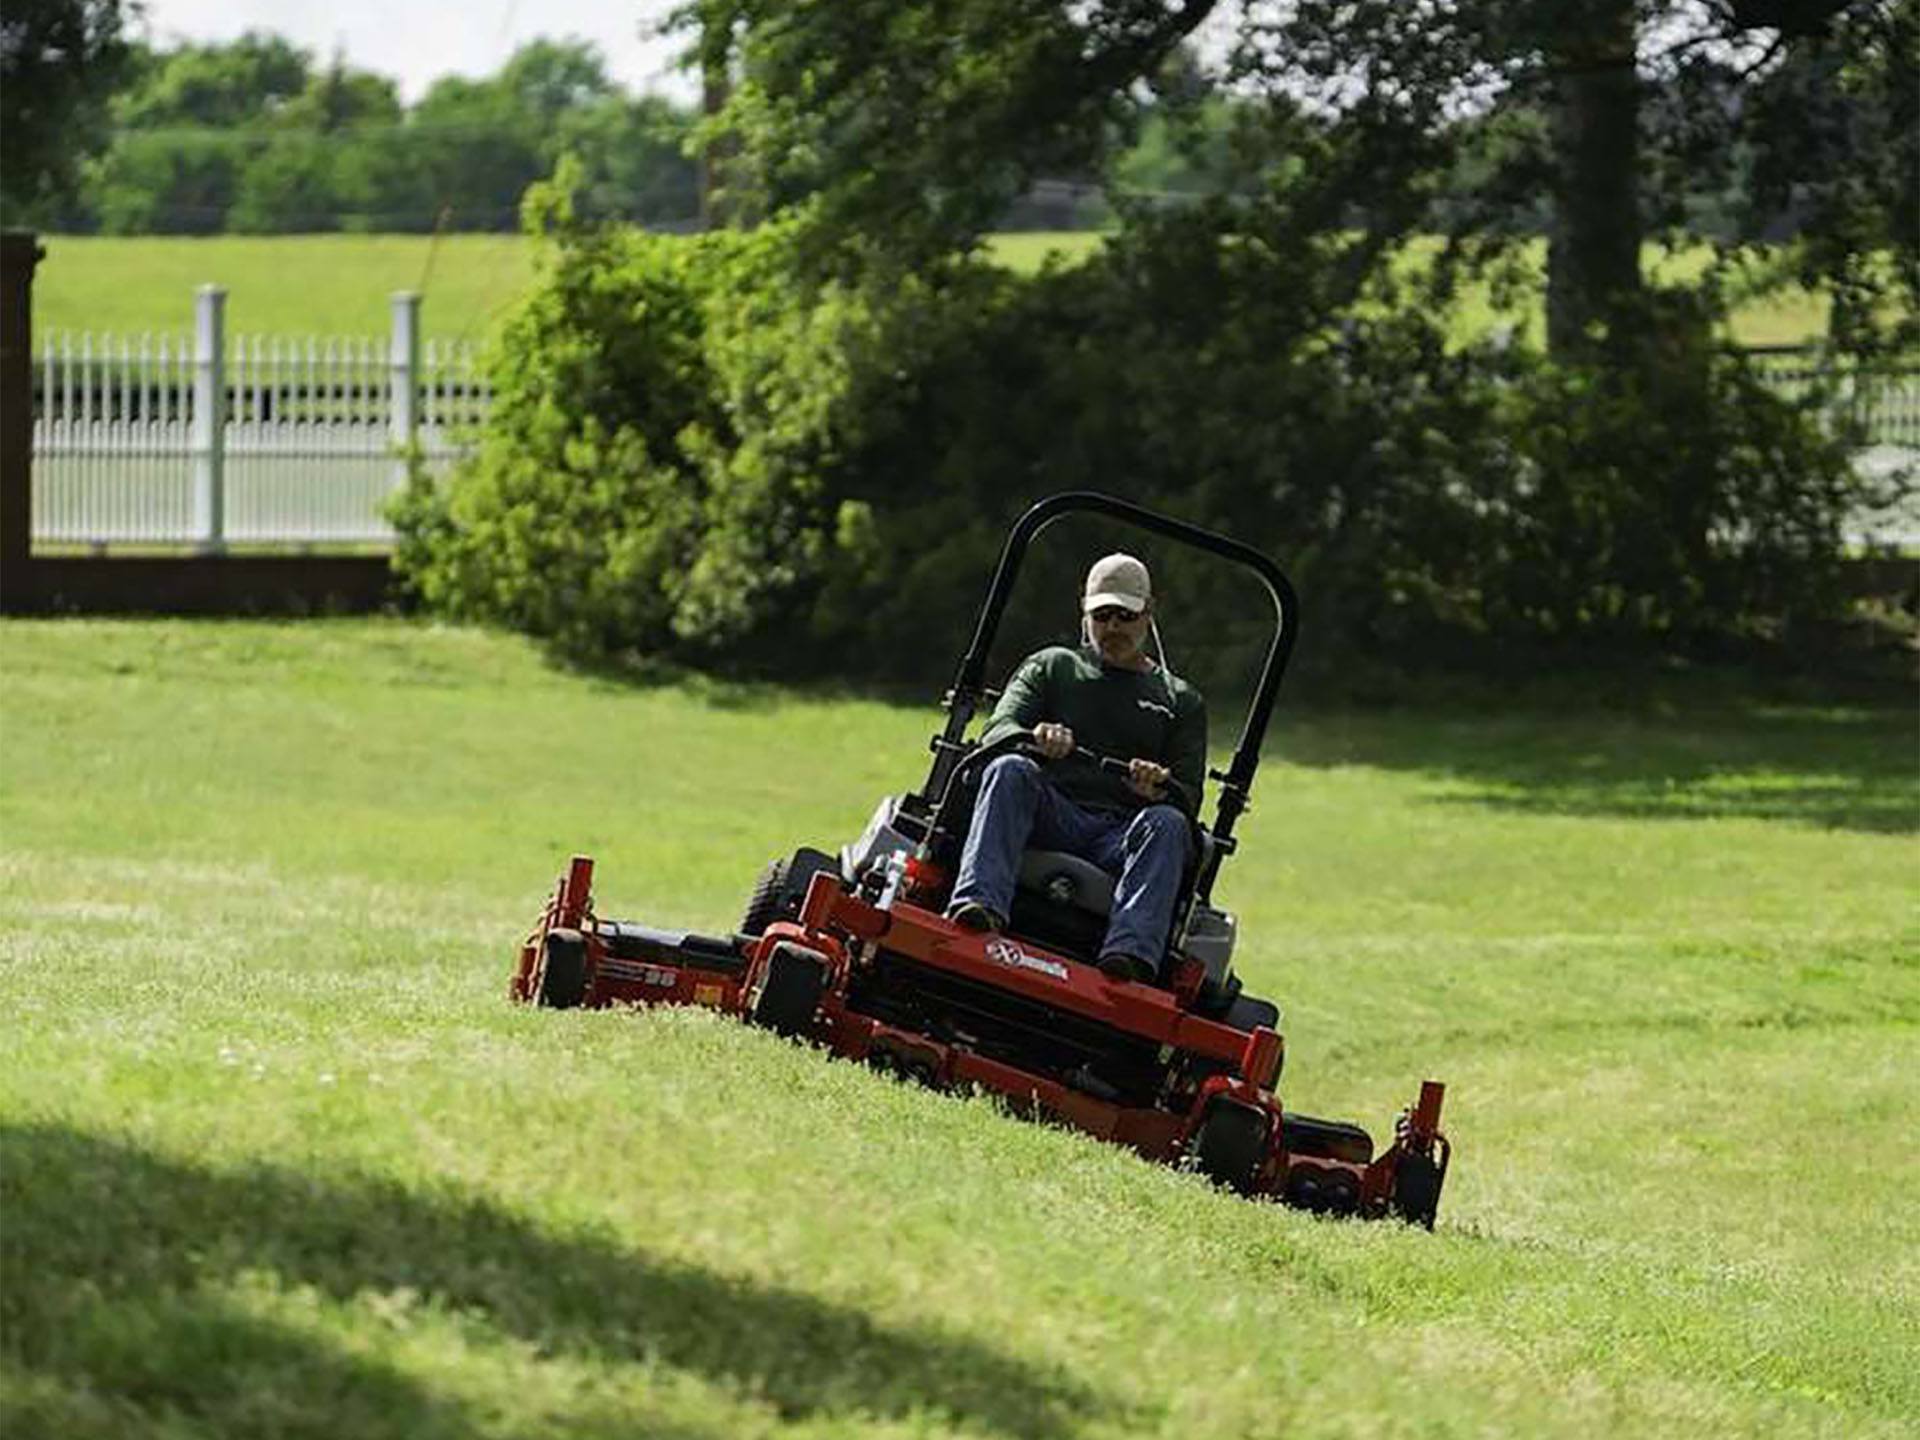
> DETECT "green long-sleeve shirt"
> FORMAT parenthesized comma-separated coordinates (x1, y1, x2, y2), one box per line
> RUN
(980, 645, 1207, 815)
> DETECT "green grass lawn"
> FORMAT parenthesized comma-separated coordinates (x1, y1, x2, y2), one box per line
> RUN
(2, 619, 1915, 1439)
(31, 232, 1839, 349)
(31, 235, 538, 348)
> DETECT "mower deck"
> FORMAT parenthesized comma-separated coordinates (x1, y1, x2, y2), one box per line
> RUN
(512, 854, 1450, 1224)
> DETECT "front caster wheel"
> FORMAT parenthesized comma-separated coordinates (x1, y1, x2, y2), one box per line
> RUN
(1391, 1150, 1444, 1230)
(751, 942, 828, 1039)
(1192, 1098, 1270, 1194)
(537, 928, 588, 1009)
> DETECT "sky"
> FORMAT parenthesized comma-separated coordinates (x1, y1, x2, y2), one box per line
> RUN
(134, 0, 700, 104)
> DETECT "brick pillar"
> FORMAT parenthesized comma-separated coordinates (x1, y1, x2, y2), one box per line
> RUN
(0, 230, 42, 612)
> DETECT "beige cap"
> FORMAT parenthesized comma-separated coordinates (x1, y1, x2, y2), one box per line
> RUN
(1083, 552, 1152, 615)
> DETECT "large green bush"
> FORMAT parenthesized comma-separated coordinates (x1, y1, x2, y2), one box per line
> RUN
(393, 198, 1863, 688)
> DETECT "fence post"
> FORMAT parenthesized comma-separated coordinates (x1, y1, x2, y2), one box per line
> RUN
(0, 231, 43, 612)
(191, 284, 227, 552)
(389, 291, 420, 490)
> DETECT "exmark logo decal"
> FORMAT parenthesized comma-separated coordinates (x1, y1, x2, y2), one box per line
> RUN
(985, 938, 1069, 981)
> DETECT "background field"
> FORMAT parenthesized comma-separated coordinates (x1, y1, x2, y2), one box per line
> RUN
(2, 619, 1914, 1439)
(30, 233, 1836, 349)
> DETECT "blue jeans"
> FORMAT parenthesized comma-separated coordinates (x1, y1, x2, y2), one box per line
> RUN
(949, 754, 1192, 969)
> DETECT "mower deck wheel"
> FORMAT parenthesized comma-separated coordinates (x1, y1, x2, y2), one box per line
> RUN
(537, 928, 588, 1009)
(1391, 1151, 1444, 1230)
(752, 942, 829, 1038)
(1193, 1097, 1269, 1194)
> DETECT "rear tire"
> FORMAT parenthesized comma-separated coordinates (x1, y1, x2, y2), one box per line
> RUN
(751, 942, 828, 1039)
(739, 859, 791, 937)
(1193, 1098, 1269, 1194)
(739, 849, 841, 937)
(537, 928, 588, 1009)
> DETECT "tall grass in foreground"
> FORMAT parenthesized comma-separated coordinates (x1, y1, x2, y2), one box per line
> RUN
(1, 620, 1914, 1439)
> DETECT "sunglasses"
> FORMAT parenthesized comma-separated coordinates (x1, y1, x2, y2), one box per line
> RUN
(1088, 606, 1142, 625)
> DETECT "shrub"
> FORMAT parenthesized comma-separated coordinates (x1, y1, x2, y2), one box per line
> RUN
(394, 201, 1866, 688)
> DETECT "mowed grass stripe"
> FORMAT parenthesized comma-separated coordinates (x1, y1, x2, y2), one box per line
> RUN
(2, 618, 1914, 1438)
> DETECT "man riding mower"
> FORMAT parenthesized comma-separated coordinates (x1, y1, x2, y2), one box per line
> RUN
(946, 548, 1205, 990)
(510, 491, 1451, 1225)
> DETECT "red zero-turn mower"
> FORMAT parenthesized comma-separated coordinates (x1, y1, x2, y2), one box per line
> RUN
(511, 492, 1451, 1225)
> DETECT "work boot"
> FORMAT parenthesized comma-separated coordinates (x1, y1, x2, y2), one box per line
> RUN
(947, 902, 1003, 933)
(1098, 953, 1155, 985)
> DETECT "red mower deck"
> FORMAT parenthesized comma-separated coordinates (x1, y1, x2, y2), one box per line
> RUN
(512, 853, 1449, 1221)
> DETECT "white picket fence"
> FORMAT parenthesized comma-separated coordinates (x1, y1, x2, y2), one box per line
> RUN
(1743, 347, 1920, 451)
(27, 298, 1916, 551)
(30, 287, 487, 549)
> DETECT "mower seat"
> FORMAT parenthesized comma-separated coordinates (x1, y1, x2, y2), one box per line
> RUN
(1018, 850, 1116, 916)
(1015, 823, 1216, 920)
(1007, 824, 1219, 982)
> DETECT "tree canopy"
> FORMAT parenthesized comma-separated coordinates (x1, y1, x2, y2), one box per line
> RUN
(55, 34, 704, 234)
(391, 2, 1905, 680)
(672, 0, 1915, 354)
(0, 0, 136, 224)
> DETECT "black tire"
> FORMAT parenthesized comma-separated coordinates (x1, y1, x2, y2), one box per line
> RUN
(1193, 1098, 1269, 1194)
(738, 848, 841, 938)
(1391, 1151, 1444, 1230)
(537, 928, 588, 1009)
(739, 858, 791, 937)
(751, 942, 828, 1039)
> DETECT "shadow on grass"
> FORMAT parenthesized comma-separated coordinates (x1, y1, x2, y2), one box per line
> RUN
(1, 1123, 1119, 1440)
(1273, 703, 1919, 834)
(550, 646, 931, 714)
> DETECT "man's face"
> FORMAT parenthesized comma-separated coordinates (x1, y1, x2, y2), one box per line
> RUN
(1088, 604, 1150, 667)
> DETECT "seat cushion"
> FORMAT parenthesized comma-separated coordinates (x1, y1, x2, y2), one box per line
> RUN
(1017, 849, 1117, 916)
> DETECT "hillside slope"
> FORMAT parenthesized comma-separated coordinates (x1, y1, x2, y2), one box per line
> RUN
(2, 620, 1913, 1439)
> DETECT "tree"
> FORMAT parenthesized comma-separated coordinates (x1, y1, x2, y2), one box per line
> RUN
(404, 43, 610, 233)
(408, 74, 547, 231)
(1736, 2, 1917, 353)
(672, 0, 1914, 356)
(222, 54, 417, 232)
(76, 31, 315, 233)
(1109, 95, 1242, 206)
(114, 30, 308, 129)
(554, 94, 701, 226)
(273, 52, 401, 134)
(497, 38, 614, 129)
(0, 0, 136, 224)
(1455, 0, 1912, 356)
(403, 41, 697, 232)
(228, 132, 338, 233)
(672, 0, 1220, 259)
(387, 0, 1872, 677)
(86, 129, 246, 234)
(63, 31, 702, 235)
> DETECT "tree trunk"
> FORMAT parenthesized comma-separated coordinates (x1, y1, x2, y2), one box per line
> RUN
(1546, 0, 1644, 358)
(700, 19, 735, 231)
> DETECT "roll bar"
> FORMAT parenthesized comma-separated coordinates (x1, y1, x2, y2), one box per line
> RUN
(918, 491, 1299, 904)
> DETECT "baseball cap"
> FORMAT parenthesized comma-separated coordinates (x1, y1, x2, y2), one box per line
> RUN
(1083, 553, 1151, 615)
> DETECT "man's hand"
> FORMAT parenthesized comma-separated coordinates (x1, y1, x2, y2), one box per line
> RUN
(1032, 722, 1075, 759)
(1126, 757, 1170, 801)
